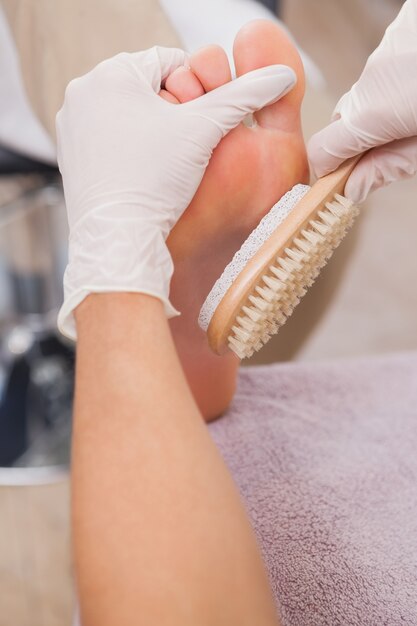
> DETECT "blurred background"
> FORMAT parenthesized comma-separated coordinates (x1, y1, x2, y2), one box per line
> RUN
(0, 0, 414, 624)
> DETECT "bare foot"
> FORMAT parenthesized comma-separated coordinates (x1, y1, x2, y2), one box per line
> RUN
(161, 20, 309, 421)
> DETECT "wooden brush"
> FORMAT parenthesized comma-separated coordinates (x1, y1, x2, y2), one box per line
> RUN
(198, 155, 362, 359)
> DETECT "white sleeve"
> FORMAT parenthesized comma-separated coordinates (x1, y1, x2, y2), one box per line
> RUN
(0, 5, 56, 164)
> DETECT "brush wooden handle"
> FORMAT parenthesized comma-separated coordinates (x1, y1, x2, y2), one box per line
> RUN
(207, 155, 363, 355)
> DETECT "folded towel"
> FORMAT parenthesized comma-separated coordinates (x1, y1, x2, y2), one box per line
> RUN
(208, 351, 417, 626)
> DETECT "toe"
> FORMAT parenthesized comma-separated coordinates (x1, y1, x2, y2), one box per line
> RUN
(164, 66, 205, 103)
(159, 88, 180, 104)
(190, 44, 232, 91)
(233, 20, 305, 132)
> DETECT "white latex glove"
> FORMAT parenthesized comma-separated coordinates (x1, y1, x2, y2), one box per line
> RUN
(56, 46, 296, 340)
(308, 0, 417, 203)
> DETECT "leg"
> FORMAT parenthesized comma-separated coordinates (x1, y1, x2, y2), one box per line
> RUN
(74, 294, 281, 626)
(163, 21, 309, 421)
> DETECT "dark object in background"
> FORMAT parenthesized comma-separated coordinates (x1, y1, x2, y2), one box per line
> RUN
(257, 0, 280, 15)
(0, 146, 73, 471)
(0, 356, 30, 465)
(0, 145, 58, 176)
(0, 331, 74, 467)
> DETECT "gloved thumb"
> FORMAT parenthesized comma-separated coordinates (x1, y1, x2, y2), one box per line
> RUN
(184, 65, 296, 142)
(307, 118, 370, 179)
(344, 136, 417, 204)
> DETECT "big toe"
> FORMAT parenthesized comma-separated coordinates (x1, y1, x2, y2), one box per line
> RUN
(233, 19, 305, 132)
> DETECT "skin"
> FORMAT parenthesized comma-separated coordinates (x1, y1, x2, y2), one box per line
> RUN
(163, 20, 309, 421)
(73, 294, 280, 626)
(73, 19, 308, 626)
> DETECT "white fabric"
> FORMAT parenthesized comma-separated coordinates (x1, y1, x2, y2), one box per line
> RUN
(56, 46, 296, 339)
(0, 5, 56, 163)
(160, 0, 324, 87)
(307, 0, 417, 203)
(198, 183, 310, 331)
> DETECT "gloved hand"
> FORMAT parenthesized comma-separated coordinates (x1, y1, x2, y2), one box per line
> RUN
(308, 0, 417, 203)
(56, 45, 296, 340)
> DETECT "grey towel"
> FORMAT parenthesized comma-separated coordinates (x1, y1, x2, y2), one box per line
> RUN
(208, 351, 417, 626)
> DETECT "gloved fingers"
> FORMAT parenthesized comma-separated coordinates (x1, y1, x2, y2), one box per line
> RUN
(58, 46, 191, 124)
(128, 46, 191, 94)
(307, 117, 375, 179)
(71, 47, 191, 99)
(183, 64, 296, 141)
(344, 136, 417, 204)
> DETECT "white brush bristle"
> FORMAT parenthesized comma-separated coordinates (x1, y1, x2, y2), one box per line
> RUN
(198, 184, 311, 333)
(227, 193, 359, 359)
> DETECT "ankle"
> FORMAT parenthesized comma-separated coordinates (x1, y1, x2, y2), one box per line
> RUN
(170, 313, 239, 421)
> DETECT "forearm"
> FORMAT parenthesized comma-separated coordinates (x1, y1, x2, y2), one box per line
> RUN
(73, 293, 280, 626)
